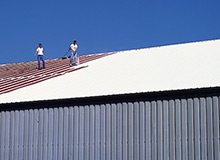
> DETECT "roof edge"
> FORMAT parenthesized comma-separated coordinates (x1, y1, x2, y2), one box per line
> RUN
(1, 86, 220, 111)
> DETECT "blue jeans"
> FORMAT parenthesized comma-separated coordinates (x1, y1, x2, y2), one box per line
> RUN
(37, 55, 45, 69)
(70, 51, 78, 65)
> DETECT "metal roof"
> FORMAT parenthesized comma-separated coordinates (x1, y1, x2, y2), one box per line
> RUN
(1, 39, 220, 104)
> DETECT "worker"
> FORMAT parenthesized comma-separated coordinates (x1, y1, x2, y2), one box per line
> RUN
(69, 40, 78, 66)
(34, 43, 45, 69)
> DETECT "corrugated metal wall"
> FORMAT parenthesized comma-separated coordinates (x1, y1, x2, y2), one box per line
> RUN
(0, 96, 220, 160)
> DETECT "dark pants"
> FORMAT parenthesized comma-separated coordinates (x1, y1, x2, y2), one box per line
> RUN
(37, 55, 45, 69)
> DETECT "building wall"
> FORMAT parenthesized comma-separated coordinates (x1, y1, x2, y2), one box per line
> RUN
(0, 96, 220, 160)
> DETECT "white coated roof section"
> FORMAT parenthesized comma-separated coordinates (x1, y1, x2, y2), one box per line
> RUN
(1, 39, 220, 104)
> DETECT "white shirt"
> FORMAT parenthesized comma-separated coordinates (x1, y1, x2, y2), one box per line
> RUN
(70, 44, 78, 52)
(36, 47, 44, 56)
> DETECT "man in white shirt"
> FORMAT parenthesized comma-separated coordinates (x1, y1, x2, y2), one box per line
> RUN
(69, 40, 78, 66)
(34, 43, 45, 69)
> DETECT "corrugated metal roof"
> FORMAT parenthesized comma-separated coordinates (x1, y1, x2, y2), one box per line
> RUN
(1, 39, 220, 104)
(0, 53, 114, 95)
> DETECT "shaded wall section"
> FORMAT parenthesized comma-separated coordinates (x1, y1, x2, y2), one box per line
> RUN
(0, 95, 220, 160)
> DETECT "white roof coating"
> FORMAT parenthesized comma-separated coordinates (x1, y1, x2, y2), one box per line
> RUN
(1, 39, 220, 104)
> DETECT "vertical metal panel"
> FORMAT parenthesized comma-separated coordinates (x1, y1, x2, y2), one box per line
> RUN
(38, 109, 43, 160)
(116, 103, 123, 160)
(78, 106, 85, 160)
(213, 97, 220, 160)
(145, 101, 151, 160)
(58, 108, 64, 160)
(0, 96, 220, 160)
(122, 103, 128, 160)
(187, 99, 194, 160)
(23, 110, 29, 160)
(100, 104, 106, 160)
(206, 97, 214, 160)
(134, 102, 140, 160)
(181, 99, 188, 160)
(28, 110, 34, 160)
(0, 112, 6, 160)
(157, 100, 163, 160)
(151, 101, 157, 160)
(43, 109, 48, 160)
(9, 111, 15, 160)
(33, 109, 39, 160)
(106, 104, 111, 160)
(73, 106, 79, 160)
(5, 111, 10, 160)
(200, 98, 208, 160)
(128, 103, 134, 160)
(194, 98, 201, 160)
(47, 108, 53, 160)
(89, 105, 95, 160)
(19, 111, 24, 160)
(63, 107, 69, 160)
(111, 104, 117, 160)
(169, 100, 175, 160)
(163, 100, 169, 160)
(54, 108, 60, 160)
(84, 106, 90, 160)
(94, 105, 101, 160)
(68, 107, 74, 159)
(139, 102, 145, 160)
(175, 99, 182, 160)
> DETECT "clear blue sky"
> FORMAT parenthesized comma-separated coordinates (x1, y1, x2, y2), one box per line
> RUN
(0, 0, 220, 64)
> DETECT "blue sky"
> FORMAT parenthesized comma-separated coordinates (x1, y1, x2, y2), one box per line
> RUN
(0, 0, 220, 64)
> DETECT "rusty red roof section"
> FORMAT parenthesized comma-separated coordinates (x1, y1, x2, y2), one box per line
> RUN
(0, 53, 115, 95)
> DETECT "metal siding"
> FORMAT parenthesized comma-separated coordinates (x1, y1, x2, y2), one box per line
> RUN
(200, 98, 208, 160)
(213, 97, 220, 160)
(122, 103, 128, 160)
(89, 105, 95, 160)
(0, 96, 220, 160)
(157, 100, 163, 160)
(207, 97, 214, 160)
(116, 103, 123, 160)
(84, 106, 90, 160)
(181, 99, 188, 160)
(68, 107, 74, 159)
(73, 106, 79, 160)
(33, 109, 39, 160)
(78, 106, 85, 160)
(94, 105, 101, 160)
(111, 104, 117, 160)
(47, 108, 53, 160)
(151, 101, 157, 160)
(106, 104, 111, 160)
(194, 98, 201, 160)
(38, 109, 43, 160)
(139, 102, 145, 160)
(43, 109, 48, 160)
(163, 100, 169, 160)
(100, 104, 106, 160)
(9, 111, 15, 160)
(63, 107, 69, 160)
(175, 99, 182, 160)
(5, 111, 10, 160)
(169, 100, 175, 160)
(134, 102, 140, 160)
(128, 103, 134, 160)
(187, 99, 194, 160)
(145, 101, 151, 160)
(0, 111, 5, 160)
